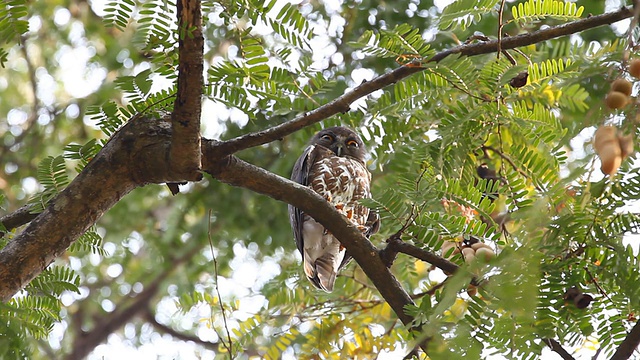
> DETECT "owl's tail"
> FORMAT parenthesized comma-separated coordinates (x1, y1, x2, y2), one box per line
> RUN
(309, 255, 338, 292)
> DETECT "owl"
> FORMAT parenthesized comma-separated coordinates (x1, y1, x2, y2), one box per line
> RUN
(289, 126, 380, 292)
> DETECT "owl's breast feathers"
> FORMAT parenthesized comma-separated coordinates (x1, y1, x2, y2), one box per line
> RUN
(308, 146, 372, 227)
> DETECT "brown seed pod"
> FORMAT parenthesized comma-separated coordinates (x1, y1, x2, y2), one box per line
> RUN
(611, 78, 633, 96)
(471, 242, 492, 251)
(467, 285, 478, 297)
(442, 241, 460, 259)
(462, 247, 476, 264)
(630, 59, 640, 79)
(594, 125, 622, 175)
(618, 134, 635, 159)
(563, 286, 581, 302)
(475, 247, 495, 262)
(605, 91, 630, 109)
(594, 126, 618, 153)
(509, 71, 529, 88)
(599, 144, 623, 175)
(574, 293, 594, 309)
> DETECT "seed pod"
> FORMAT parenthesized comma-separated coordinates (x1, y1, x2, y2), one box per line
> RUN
(605, 91, 629, 109)
(462, 247, 476, 264)
(630, 59, 640, 79)
(467, 285, 478, 297)
(618, 134, 635, 159)
(442, 241, 461, 259)
(594, 125, 622, 175)
(563, 287, 581, 302)
(475, 247, 495, 262)
(574, 293, 594, 309)
(471, 242, 492, 251)
(611, 78, 633, 96)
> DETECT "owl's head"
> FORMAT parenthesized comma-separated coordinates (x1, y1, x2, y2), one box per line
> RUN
(311, 126, 367, 161)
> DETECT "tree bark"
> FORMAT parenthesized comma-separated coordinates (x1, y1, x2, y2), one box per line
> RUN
(170, 0, 203, 181)
(0, 115, 175, 302)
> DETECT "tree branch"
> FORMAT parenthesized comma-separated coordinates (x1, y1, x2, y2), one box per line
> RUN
(211, 6, 633, 156)
(0, 204, 37, 236)
(543, 338, 576, 360)
(0, 115, 175, 302)
(610, 319, 640, 360)
(383, 237, 482, 286)
(170, 0, 203, 181)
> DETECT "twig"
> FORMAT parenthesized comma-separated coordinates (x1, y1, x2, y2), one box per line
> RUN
(207, 209, 233, 357)
(583, 266, 614, 306)
(497, 0, 507, 59)
(0, 204, 37, 236)
(383, 237, 482, 286)
(543, 338, 576, 360)
(143, 306, 234, 353)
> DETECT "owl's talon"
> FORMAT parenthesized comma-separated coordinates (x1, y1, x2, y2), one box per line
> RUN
(346, 209, 353, 219)
(335, 203, 344, 211)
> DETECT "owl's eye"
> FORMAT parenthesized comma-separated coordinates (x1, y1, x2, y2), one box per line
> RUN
(321, 134, 333, 141)
(346, 139, 359, 147)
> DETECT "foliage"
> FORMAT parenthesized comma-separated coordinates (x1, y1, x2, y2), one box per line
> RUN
(1, 0, 640, 359)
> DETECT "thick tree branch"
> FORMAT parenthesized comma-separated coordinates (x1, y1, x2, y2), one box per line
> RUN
(610, 319, 640, 360)
(543, 338, 576, 360)
(211, 6, 633, 156)
(170, 0, 203, 181)
(0, 115, 175, 302)
(201, 145, 417, 328)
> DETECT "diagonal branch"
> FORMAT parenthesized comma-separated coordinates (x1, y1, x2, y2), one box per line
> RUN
(0, 115, 174, 302)
(211, 6, 633, 156)
(610, 319, 640, 360)
(201, 146, 418, 328)
(543, 338, 576, 360)
(170, 0, 203, 181)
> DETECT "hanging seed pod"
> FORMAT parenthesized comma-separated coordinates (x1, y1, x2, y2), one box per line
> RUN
(475, 247, 495, 262)
(594, 125, 622, 175)
(611, 78, 633, 96)
(630, 59, 640, 79)
(605, 91, 630, 109)
(618, 134, 635, 159)
(462, 247, 476, 264)
(471, 242, 492, 251)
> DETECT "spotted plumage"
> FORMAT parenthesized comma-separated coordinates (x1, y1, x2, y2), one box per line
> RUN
(289, 127, 380, 292)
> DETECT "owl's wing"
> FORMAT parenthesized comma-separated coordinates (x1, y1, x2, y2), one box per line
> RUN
(365, 210, 380, 238)
(288, 144, 316, 255)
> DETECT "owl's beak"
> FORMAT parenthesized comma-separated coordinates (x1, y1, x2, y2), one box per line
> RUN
(335, 144, 344, 157)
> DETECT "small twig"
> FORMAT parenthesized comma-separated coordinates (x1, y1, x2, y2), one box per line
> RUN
(583, 266, 614, 306)
(410, 280, 448, 299)
(543, 338, 576, 360)
(207, 209, 233, 357)
(379, 207, 418, 267)
(498, 0, 507, 59)
(385, 238, 482, 286)
(0, 204, 38, 236)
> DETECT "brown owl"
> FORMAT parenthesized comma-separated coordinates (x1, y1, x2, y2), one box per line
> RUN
(289, 127, 380, 292)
